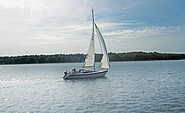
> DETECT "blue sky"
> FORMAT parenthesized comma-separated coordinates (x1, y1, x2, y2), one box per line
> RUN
(0, 0, 185, 55)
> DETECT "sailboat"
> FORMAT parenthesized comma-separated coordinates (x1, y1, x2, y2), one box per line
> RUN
(63, 10, 110, 79)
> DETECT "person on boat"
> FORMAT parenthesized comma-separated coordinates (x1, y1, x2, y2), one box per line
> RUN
(71, 68, 76, 74)
(64, 70, 67, 76)
(73, 68, 76, 73)
(79, 69, 82, 73)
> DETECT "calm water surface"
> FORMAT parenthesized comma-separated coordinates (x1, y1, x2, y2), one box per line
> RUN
(0, 60, 185, 113)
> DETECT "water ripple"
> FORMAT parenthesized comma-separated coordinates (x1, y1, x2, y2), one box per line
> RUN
(0, 61, 185, 112)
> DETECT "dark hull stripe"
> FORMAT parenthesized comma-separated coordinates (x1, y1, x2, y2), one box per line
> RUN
(69, 70, 107, 76)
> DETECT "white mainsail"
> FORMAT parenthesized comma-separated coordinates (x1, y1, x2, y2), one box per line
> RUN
(82, 10, 95, 69)
(82, 32, 95, 68)
(95, 24, 110, 69)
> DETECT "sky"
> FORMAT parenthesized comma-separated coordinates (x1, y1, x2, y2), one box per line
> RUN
(0, 0, 185, 56)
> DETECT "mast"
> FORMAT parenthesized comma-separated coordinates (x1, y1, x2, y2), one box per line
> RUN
(91, 9, 95, 69)
(82, 9, 95, 69)
(92, 9, 95, 32)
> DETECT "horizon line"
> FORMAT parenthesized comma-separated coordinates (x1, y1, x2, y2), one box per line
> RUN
(1, 51, 185, 57)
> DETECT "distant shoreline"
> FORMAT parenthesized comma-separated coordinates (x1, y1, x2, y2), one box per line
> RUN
(0, 51, 185, 65)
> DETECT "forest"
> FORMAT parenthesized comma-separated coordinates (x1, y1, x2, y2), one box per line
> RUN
(0, 52, 185, 65)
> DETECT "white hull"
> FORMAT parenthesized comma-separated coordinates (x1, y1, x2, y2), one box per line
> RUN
(63, 70, 108, 79)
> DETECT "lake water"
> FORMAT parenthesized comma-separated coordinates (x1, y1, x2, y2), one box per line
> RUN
(0, 60, 185, 113)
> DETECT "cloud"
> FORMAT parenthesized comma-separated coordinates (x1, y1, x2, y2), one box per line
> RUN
(27, 18, 185, 46)
(0, 0, 21, 8)
(1, 0, 185, 55)
(103, 26, 185, 39)
(27, 21, 142, 44)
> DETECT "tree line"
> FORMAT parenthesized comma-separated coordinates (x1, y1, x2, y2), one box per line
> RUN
(0, 52, 185, 64)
